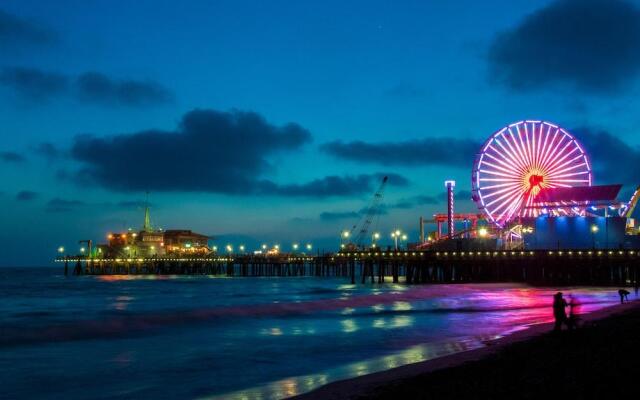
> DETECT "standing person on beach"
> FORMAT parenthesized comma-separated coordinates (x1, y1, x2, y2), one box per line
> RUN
(619, 289, 630, 304)
(567, 294, 581, 330)
(553, 292, 568, 331)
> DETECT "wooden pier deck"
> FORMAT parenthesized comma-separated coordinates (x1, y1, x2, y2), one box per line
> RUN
(57, 249, 640, 286)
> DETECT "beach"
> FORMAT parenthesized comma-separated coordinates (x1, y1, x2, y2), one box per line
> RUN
(298, 298, 640, 399)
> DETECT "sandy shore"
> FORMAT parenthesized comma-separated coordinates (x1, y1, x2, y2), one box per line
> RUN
(296, 298, 639, 400)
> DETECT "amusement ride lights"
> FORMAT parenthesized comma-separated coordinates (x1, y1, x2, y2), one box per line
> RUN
(472, 120, 592, 228)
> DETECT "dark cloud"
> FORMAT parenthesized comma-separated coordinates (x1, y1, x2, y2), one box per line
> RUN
(46, 198, 86, 213)
(1, 151, 26, 162)
(70, 108, 309, 193)
(488, 0, 640, 93)
(15, 190, 37, 201)
(321, 137, 479, 167)
(574, 127, 640, 185)
(76, 72, 172, 106)
(0, 66, 172, 107)
(263, 173, 408, 197)
(0, 9, 56, 47)
(68, 108, 409, 197)
(0, 67, 68, 101)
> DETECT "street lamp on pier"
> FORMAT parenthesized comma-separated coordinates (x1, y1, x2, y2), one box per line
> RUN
(391, 229, 402, 250)
(341, 230, 350, 249)
(372, 232, 380, 248)
(591, 224, 599, 249)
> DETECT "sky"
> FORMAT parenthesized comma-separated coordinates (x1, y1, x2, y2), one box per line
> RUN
(2, 0, 640, 266)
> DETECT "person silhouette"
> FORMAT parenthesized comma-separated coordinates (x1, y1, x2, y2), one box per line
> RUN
(553, 292, 568, 331)
(567, 294, 581, 330)
(618, 289, 630, 304)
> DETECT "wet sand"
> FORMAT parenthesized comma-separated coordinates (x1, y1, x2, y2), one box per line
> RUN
(297, 298, 640, 399)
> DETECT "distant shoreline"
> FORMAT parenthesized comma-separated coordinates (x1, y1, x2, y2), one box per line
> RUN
(296, 298, 640, 400)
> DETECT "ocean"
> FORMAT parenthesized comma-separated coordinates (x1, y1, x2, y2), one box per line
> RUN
(0, 267, 624, 399)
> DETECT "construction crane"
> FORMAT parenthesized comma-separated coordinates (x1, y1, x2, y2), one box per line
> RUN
(346, 175, 388, 250)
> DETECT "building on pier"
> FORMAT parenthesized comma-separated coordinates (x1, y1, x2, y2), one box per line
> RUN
(162, 230, 209, 254)
(102, 202, 210, 257)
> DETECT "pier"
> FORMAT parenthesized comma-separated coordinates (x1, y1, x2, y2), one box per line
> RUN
(58, 249, 640, 286)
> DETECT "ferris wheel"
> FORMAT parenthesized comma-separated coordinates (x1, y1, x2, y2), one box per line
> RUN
(472, 120, 592, 228)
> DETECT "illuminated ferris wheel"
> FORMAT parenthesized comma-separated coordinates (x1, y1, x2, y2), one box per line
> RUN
(472, 120, 592, 228)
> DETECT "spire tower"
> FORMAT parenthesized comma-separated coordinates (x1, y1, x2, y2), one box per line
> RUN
(143, 192, 152, 233)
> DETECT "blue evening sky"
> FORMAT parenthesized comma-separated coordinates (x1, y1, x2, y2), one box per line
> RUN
(1, 0, 640, 265)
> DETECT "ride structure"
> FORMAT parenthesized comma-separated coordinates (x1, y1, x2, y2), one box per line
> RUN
(471, 120, 592, 227)
(419, 120, 639, 250)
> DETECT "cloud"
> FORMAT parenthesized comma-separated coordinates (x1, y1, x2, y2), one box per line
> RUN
(0, 9, 56, 48)
(76, 72, 172, 106)
(321, 137, 479, 167)
(1, 151, 26, 162)
(69, 108, 312, 193)
(15, 190, 37, 201)
(69, 108, 308, 193)
(67, 108, 409, 197)
(488, 0, 640, 93)
(573, 127, 640, 185)
(0, 66, 172, 107)
(46, 197, 85, 212)
(263, 173, 408, 197)
(0, 67, 68, 101)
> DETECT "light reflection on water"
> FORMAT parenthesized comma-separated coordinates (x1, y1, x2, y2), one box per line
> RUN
(0, 269, 627, 400)
(201, 285, 620, 400)
(340, 318, 358, 333)
(205, 335, 498, 400)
